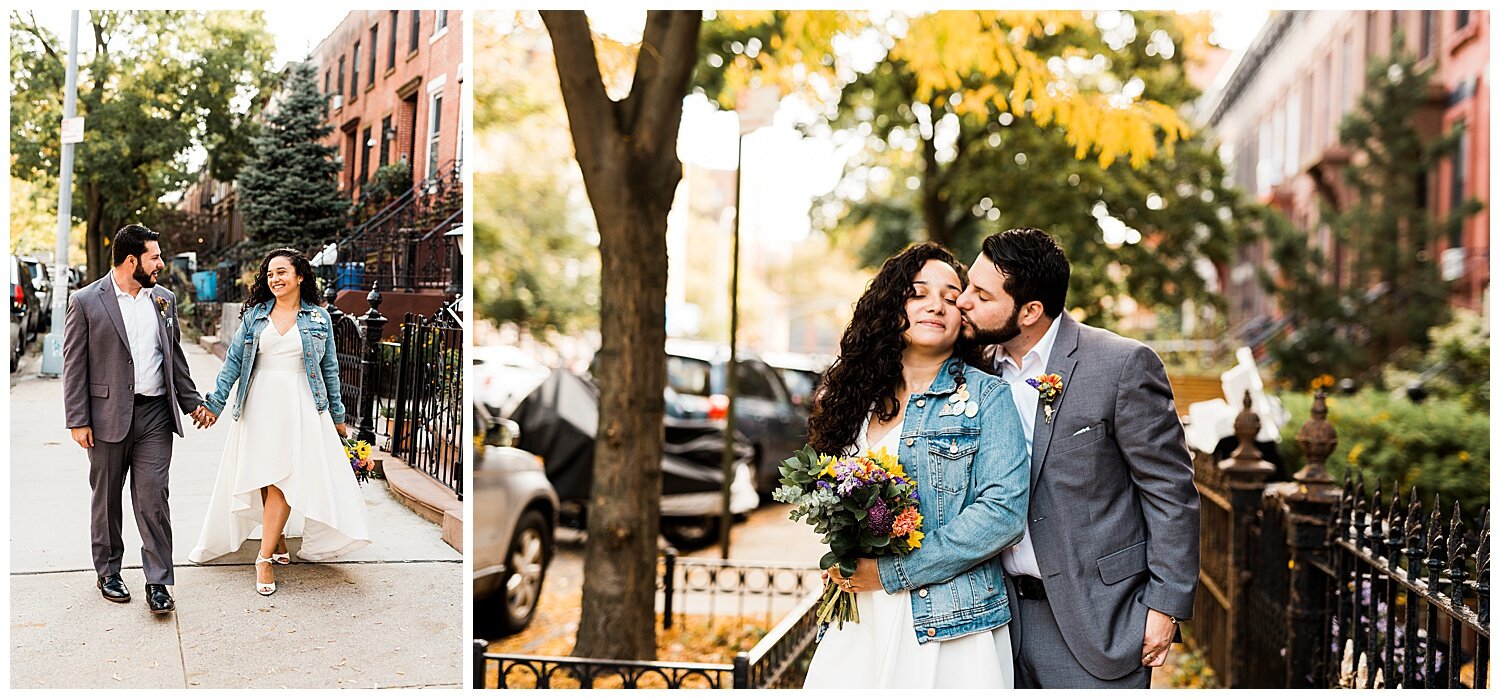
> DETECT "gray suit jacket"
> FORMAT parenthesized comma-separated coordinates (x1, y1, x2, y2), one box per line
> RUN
(982, 314, 1199, 680)
(63, 274, 203, 442)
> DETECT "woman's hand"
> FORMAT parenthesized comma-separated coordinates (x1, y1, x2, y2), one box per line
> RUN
(336, 423, 351, 439)
(826, 560, 881, 593)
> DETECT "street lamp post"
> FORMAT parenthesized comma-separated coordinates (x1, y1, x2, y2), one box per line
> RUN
(40, 11, 81, 378)
(718, 87, 779, 559)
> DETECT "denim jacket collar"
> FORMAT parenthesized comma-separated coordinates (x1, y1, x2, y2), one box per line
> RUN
(921, 356, 971, 396)
(246, 299, 322, 323)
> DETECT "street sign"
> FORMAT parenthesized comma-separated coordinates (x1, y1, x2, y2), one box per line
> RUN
(61, 117, 84, 144)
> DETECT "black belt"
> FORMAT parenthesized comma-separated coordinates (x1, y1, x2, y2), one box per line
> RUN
(1013, 575, 1047, 601)
(133, 393, 166, 404)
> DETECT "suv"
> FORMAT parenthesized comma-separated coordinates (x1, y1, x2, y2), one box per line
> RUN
(10, 256, 41, 368)
(662, 340, 808, 499)
(18, 256, 53, 326)
(473, 405, 558, 636)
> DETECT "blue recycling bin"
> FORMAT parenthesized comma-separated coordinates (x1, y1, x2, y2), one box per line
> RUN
(192, 270, 218, 302)
(336, 262, 366, 290)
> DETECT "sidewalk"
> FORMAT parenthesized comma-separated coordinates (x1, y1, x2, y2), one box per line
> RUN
(9, 344, 463, 688)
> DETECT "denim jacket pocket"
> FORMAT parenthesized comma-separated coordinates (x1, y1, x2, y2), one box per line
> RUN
(926, 427, 980, 494)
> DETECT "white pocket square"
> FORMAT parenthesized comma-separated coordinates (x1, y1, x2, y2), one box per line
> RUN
(1071, 425, 1094, 437)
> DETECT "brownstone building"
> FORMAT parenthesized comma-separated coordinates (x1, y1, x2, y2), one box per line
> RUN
(312, 9, 464, 201)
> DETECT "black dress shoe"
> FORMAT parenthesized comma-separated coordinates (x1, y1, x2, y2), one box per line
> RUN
(145, 584, 175, 614)
(97, 574, 130, 603)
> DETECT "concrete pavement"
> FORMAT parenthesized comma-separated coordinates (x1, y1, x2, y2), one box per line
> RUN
(9, 343, 463, 688)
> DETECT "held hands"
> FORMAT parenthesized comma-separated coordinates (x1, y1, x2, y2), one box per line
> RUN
(1141, 608, 1177, 667)
(70, 427, 94, 449)
(825, 560, 881, 594)
(191, 406, 218, 429)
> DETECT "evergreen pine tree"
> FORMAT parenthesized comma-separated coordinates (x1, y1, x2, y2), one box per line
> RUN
(239, 61, 346, 248)
(1270, 46, 1482, 385)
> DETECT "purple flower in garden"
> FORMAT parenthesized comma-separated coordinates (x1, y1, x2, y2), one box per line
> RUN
(868, 498, 894, 537)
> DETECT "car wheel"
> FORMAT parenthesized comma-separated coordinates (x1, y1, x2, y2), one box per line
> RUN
(500, 509, 550, 635)
(661, 515, 723, 551)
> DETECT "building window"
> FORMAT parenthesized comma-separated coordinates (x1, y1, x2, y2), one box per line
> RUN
(410, 10, 421, 53)
(360, 126, 373, 186)
(388, 11, 398, 70)
(337, 55, 345, 97)
(1420, 11, 1435, 58)
(379, 115, 392, 167)
(351, 42, 361, 97)
(1390, 11, 1402, 51)
(427, 93, 443, 179)
(1450, 121, 1468, 244)
(1285, 92, 1301, 175)
(1456, 10, 1470, 30)
(369, 26, 378, 85)
(436, 11, 449, 32)
(1366, 11, 1378, 58)
(1341, 38, 1355, 115)
(324, 69, 331, 115)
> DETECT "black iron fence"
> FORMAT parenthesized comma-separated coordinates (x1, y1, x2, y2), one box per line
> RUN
(1187, 391, 1490, 689)
(389, 304, 464, 498)
(475, 552, 824, 689)
(335, 159, 462, 294)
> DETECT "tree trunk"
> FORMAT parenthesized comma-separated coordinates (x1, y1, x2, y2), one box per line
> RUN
(85, 183, 106, 283)
(542, 9, 700, 662)
(920, 131, 955, 250)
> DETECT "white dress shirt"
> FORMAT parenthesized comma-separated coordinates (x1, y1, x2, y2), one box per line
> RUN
(996, 317, 1062, 579)
(112, 274, 166, 397)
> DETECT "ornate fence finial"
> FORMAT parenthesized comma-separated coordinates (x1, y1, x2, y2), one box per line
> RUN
(1369, 481, 1387, 557)
(1220, 389, 1275, 477)
(1477, 507, 1490, 628)
(1294, 390, 1338, 486)
(1448, 502, 1467, 603)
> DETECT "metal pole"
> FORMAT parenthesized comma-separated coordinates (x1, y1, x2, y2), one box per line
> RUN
(718, 132, 744, 560)
(40, 11, 81, 378)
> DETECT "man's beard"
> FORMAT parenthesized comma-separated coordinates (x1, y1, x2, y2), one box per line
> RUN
(134, 265, 158, 288)
(963, 305, 1022, 345)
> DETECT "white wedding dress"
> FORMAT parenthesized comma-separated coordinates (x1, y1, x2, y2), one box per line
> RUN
(189, 321, 371, 563)
(802, 414, 1014, 688)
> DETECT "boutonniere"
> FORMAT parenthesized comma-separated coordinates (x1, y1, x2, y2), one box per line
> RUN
(1027, 373, 1064, 424)
(154, 296, 168, 319)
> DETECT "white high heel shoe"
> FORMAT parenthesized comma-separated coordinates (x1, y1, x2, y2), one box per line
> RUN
(255, 557, 277, 596)
(271, 550, 291, 565)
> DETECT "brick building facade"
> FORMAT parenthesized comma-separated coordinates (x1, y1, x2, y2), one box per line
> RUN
(1201, 10, 1489, 332)
(311, 9, 464, 202)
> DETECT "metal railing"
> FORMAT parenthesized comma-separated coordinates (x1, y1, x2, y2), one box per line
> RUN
(389, 304, 463, 497)
(1324, 476, 1489, 689)
(335, 159, 462, 294)
(476, 553, 825, 689)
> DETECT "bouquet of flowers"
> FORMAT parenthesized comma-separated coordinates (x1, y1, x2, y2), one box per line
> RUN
(342, 438, 376, 484)
(772, 444, 924, 629)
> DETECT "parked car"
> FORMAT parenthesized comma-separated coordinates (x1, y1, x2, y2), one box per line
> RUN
(10, 291, 22, 373)
(660, 340, 809, 499)
(511, 367, 758, 550)
(18, 256, 53, 326)
(760, 350, 834, 411)
(9, 255, 41, 347)
(473, 404, 559, 636)
(471, 344, 551, 419)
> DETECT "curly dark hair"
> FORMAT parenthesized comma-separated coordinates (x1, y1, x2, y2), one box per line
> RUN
(980, 227, 1070, 319)
(808, 242, 985, 455)
(241, 247, 320, 317)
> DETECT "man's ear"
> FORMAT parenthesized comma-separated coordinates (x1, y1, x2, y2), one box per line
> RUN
(1019, 300, 1047, 328)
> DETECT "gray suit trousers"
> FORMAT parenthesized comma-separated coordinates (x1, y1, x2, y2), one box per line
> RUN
(89, 396, 175, 585)
(1008, 576, 1152, 689)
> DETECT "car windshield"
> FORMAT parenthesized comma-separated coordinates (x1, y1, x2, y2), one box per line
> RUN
(667, 355, 712, 396)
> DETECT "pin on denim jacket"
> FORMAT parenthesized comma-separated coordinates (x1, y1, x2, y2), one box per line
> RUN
(873, 356, 1030, 643)
(202, 300, 346, 425)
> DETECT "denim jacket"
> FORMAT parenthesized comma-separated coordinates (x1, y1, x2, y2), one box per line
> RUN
(203, 300, 345, 425)
(874, 356, 1030, 643)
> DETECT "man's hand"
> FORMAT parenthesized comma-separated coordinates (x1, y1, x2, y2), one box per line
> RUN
(826, 559, 882, 593)
(192, 406, 218, 429)
(70, 426, 94, 449)
(1142, 608, 1176, 667)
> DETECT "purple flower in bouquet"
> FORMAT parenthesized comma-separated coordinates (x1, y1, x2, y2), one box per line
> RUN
(867, 498, 894, 537)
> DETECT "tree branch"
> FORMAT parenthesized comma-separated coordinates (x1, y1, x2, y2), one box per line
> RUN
(19, 11, 61, 64)
(626, 10, 701, 153)
(541, 11, 621, 180)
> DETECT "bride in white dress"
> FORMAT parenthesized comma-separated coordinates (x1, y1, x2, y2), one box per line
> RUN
(189, 248, 371, 595)
(800, 243, 1028, 688)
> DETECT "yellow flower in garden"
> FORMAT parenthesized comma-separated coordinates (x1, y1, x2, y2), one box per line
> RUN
(1348, 443, 1364, 464)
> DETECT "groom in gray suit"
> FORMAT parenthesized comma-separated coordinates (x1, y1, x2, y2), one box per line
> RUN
(962, 228, 1199, 687)
(63, 224, 212, 614)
